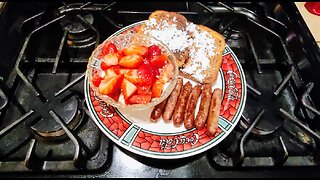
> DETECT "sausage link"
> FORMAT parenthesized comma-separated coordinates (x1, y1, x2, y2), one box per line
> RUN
(150, 98, 168, 122)
(162, 77, 183, 122)
(183, 85, 202, 129)
(172, 81, 193, 127)
(207, 88, 223, 136)
(194, 84, 212, 130)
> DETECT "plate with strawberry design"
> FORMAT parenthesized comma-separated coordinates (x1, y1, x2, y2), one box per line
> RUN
(84, 21, 247, 159)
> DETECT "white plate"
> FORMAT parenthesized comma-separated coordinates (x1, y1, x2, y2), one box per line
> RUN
(84, 21, 247, 159)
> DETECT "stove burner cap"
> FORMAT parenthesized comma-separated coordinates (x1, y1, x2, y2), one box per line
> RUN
(31, 95, 83, 140)
(60, 13, 94, 34)
(60, 13, 96, 48)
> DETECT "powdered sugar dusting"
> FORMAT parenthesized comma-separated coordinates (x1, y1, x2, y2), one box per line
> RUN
(181, 22, 217, 82)
(148, 18, 157, 26)
(143, 17, 219, 83)
(144, 18, 190, 52)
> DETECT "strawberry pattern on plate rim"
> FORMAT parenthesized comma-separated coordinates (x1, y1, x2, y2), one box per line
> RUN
(84, 21, 247, 159)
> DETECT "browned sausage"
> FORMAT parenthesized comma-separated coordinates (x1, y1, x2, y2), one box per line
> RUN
(207, 88, 223, 136)
(150, 98, 168, 122)
(162, 77, 183, 122)
(184, 84, 202, 129)
(194, 84, 212, 130)
(172, 81, 193, 127)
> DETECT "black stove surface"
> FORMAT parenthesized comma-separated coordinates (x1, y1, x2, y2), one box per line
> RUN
(1, 2, 320, 178)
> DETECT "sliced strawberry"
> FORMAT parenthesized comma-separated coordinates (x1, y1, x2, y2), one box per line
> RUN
(159, 62, 174, 83)
(121, 78, 137, 100)
(128, 94, 152, 104)
(97, 53, 105, 59)
(100, 61, 109, 70)
(137, 85, 152, 95)
(102, 53, 119, 67)
(147, 45, 162, 60)
(92, 73, 103, 87)
(119, 68, 130, 75)
(98, 43, 118, 58)
(103, 42, 118, 55)
(119, 54, 143, 68)
(143, 57, 150, 65)
(152, 79, 165, 98)
(98, 74, 124, 96)
(108, 90, 121, 101)
(109, 65, 121, 75)
(124, 44, 148, 57)
(117, 49, 125, 60)
(104, 68, 118, 79)
(139, 64, 159, 77)
(124, 69, 140, 84)
(137, 67, 155, 86)
(150, 53, 168, 68)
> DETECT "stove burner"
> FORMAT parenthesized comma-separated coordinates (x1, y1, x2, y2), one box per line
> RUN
(239, 115, 276, 135)
(60, 13, 96, 48)
(239, 96, 284, 136)
(61, 13, 94, 34)
(31, 95, 84, 140)
(219, 17, 247, 40)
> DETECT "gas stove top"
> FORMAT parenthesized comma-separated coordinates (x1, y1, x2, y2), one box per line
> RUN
(1, 2, 320, 178)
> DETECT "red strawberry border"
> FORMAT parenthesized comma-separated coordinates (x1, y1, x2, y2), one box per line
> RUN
(220, 53, 244, 123)
(89, 89, 131, 139)
(132, 127, 223, 153)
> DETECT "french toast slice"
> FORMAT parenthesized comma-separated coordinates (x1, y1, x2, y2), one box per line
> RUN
(180, 24, 226, 84)
(138, 10, 226, 84)
(138, 10, 189, 67)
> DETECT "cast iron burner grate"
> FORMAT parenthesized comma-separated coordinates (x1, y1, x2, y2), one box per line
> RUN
(0, 1, 320, 174)
(0, 2, 113, 172)
(201, 2, 320, 167)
